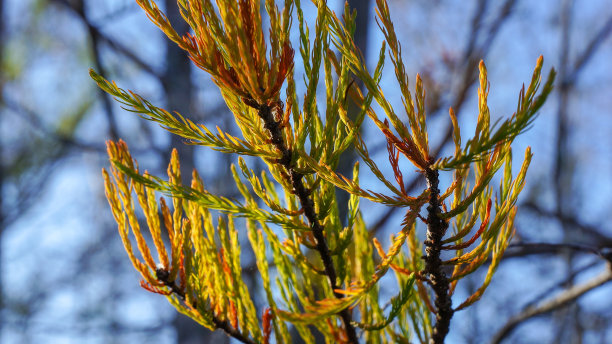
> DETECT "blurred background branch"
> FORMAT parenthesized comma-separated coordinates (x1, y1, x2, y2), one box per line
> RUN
(491, 266, 612, 344)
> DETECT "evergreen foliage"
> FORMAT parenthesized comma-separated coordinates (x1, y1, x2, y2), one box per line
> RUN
(93, 0, 555, 342)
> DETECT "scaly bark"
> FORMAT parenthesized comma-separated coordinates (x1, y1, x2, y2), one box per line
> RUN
(424, 167, 453, 344)
(249, 99, 359, 344)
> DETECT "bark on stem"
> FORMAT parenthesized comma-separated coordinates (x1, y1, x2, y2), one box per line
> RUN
(155, 269, 256, 344)
(252, 100, 359, 344)
(424, 167, 453, 344)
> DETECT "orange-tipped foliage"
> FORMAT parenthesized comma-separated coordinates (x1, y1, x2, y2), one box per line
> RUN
(95, 1, 555, 343)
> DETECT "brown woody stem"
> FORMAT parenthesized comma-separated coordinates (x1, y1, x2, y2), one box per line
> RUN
(156, 269, 256, 344)
(424, 167, 453, 344)
(252, 100, 359, 344)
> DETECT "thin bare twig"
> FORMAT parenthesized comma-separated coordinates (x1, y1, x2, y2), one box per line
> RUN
(3, 95, 104, 152)
(521, 259, 600, 311)
(490, 267, 612, 344)
(522, 202, 612, 247)
(567, 14, 612, 84)
(50, 0, 120, 140)
(50, 0, 159, 78)
(507, 242, 612, 263)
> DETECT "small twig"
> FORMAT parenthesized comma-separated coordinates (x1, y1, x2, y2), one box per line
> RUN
(155, 269, 257, 344)
(479, 0, 517, 54)
(567, 14, 612, 84)
(423, 167, 453, 344)
(50, 0, 159, 78)
(50, 0, 120, 140)
(2, 95, 115, 152)
(521, 259, 600, 311)
(248, 99, 359, 344)
(522, 202, 612, 247)
(508, 242, 612, 263)
(463, 0, 488, 58)
(490, 267, 612, 344)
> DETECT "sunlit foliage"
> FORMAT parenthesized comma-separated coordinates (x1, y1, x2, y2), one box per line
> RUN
(93, 0, 554, 343)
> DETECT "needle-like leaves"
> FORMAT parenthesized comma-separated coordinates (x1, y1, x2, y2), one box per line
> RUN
(96, 1, 555, 343)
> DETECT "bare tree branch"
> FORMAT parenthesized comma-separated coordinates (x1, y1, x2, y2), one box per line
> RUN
(3, 95, 104, 152)
(49, 0, 120, 140)
(507, 242, 612, 263)
(522, 202, 612, 247)
(567, 14, 612, 84)
(521, 260, 600, 310)
(490, 267, 612, 344)
(50, 0, 159, 78)
(2, 94, 165, 156)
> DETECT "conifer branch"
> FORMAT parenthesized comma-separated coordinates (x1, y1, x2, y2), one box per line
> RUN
(95, 1, 557, 342)
(424, 166, 453, 344)
(155, 268, 257, 344)
(246, 98, 359, 344)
